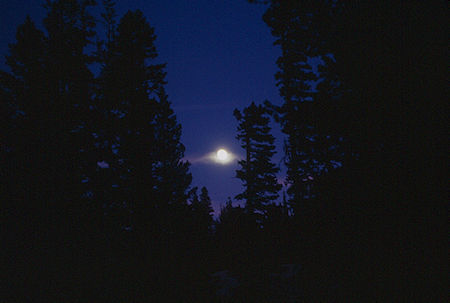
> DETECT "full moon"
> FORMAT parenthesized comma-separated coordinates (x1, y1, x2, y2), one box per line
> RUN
(216, 149, 229, 162)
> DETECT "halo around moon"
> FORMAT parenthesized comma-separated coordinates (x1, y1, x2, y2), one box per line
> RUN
(185, 148, 237, 165)
(217, 149, 229, 162)
(213, 148, 234, 164)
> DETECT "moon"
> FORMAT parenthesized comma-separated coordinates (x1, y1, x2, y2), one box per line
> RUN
(216, 149, 229, 162)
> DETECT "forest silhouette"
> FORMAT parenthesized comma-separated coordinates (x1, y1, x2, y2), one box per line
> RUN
(1, 0, 445, 301)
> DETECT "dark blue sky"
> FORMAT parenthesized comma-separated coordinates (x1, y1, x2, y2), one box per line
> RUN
(0, 0, 284, 214)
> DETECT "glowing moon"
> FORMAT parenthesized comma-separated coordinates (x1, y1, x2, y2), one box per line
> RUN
(216, 149, 229, 162)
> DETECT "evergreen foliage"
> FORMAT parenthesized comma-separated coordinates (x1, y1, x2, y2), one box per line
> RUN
(1, 2, 197, 300)
(1, 0, 443, 300)
(255, 0, 445, 300)
(93, 8, 192, 242)
(191, 186, 214, 233)
(260, 1, 345, 212)
(234, 102, 281, 218)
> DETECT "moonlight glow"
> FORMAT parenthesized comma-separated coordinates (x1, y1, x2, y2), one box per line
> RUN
(216, 149, 229, 162)
(185, 148, 237, 165)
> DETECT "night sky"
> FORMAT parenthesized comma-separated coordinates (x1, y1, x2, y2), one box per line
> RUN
(0, 0, 283, 214)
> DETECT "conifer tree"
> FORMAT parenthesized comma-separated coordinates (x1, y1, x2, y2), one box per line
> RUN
(256, 1, 344, 214)
(217, 198, 235, 224)
(152, 88, 192, 208)
(0, 16, 49, 249)
(95, 9, 191, 239)
(192, 187, 214, 233)
(234, 102, 281, 218)
(1, 1, 98, 299)
(187, 186, 214, 246)
(1, 0, 97, 236)
(44, 0, 98, 246)
(96, 9, 161, 233)
(252, 1, 445, 299)
(199, 187, 214, 214)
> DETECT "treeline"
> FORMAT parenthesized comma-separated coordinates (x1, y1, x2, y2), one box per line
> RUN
(243, 0, 444, 301)
(216, 0, 444, 299)
(0, 1, 214, 301)
(1, 0, 445, 301)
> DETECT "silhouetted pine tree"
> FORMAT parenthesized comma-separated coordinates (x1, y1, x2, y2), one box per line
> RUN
(253, 0, 446, 300)
(190, 186, 214, 234)
(1, 22, 50, 298)
(2, 0, 96, 238)
(217, 198, 236, 224)
(96, 8, 192, 250)
(234, 102, 281, 220)
(199, 187, 214, 218)
(261, 1, 345, 215)
(41, 0, 97, 238)
(187, 186, 214, 279)
(91, 8, 196, 301)
(1, 17, 49, 243)
(215, 199, 242, 268)
(95, 10, 158, 238)
(152, 88, 192, 207)
(2, 2, 202, 301)
(1, 1, 98, 299)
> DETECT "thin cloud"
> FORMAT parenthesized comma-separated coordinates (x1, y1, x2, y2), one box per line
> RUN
(185, 151, 240, 165)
